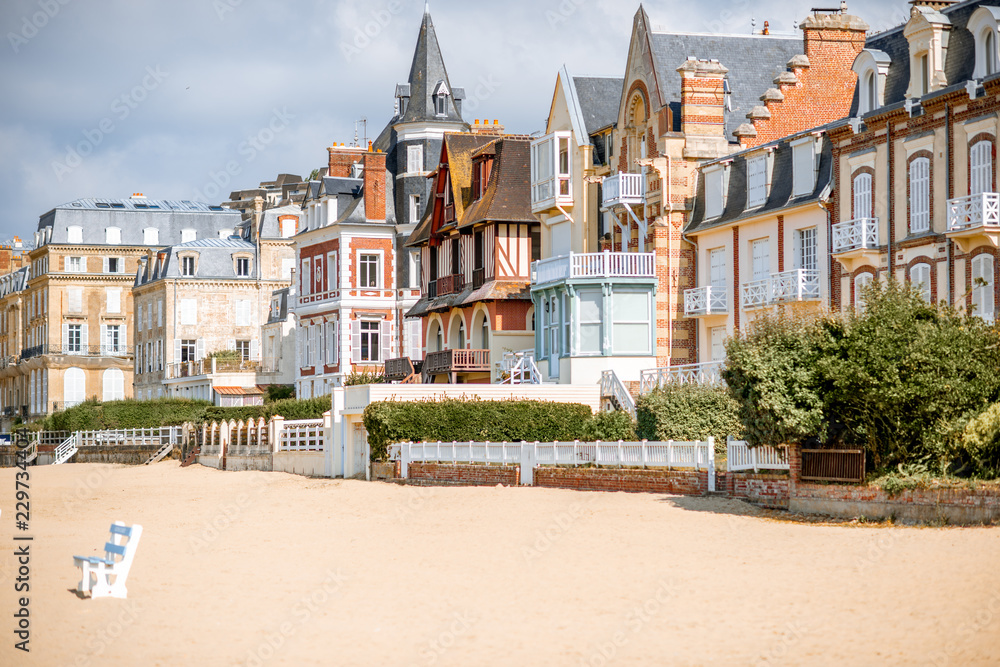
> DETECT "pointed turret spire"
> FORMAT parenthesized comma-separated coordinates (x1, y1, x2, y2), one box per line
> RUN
(396, 8, 465, 124)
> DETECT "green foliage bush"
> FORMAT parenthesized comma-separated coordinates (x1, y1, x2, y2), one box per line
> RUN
(582, 410, 637, 442)
(959, 402, 1000, 477)
(363, 399, 595, 461)
(345, 370, 385, 386)
(723, 280, 1000, 476)
(200, 395, 331, 424)
(43, 398, 213, 431)
(636, 384, 743, 452)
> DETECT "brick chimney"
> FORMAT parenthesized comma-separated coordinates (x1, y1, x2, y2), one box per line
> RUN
(676, 58, 730, 158)
(327, 143, 365, 178)
(800, 10, 868, 67)
(471, 119, 505, 136)
(362, 146, 387, 222)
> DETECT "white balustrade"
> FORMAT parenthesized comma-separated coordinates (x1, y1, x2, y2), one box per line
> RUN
(279, 419, 324, 452)
(684, 286, 728, 316)
(639, 361, 725, 394)
(948, 192, 1000, 232)
(740, 279, 770, 309)
(726, 438, 789, 472)
(532, 251, 655, 287)
(771, 269, 821, 303)
(832, 217, 879, 253)
(603, 172, 646, 207)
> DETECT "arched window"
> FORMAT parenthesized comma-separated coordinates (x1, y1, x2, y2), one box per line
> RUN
(480, 313, 490, 350)
(458, 322, 466, 349)
(102, 368, 125, 402)
(854, 273, 873, 312)
(909, 158, 930, 233)
(987, 30, 997, 76)
(866, 71, 876, 112)
(64, 367, 86, 408)
(853, 173, 872, 220)
(970, 140, 993, 196)
(909, 262, 932, 303)
(972, 254, 996, 323)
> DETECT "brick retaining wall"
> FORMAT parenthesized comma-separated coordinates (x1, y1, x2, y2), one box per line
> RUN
(726, 472, 790, 509)
(791, 481, 1000, 524)
(408, 463, 519, 486)
(534, 467, 708, 495)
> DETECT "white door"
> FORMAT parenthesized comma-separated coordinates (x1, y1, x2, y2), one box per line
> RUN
(710, 326, 726, 361)
(751, 239, 770, 280)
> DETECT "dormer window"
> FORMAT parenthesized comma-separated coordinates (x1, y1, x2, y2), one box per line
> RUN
(791, 136, 819, 197)
(969, 7, 1000, 80)
(919, 53, 930, 96)
(852, 49, 890, 114)
(433, 81, 450, 117)
(703, 163, 728, 220)
(746, 155, 768, 208)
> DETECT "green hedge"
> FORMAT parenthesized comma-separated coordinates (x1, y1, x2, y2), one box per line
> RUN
(636, 384, 743, 452)
(363, 398, 597, 461)
(43, 398, 213, 431)
(199, 396, 331, 424)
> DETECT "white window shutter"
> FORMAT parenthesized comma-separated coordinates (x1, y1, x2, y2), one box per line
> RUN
(121, 324, 128, 353)
(173, 338, 181, 362)
(227, 338, 236, 351)
(62, 323, 70, 354)
(408, 319, 422, 360)
(351, 321, 361, 364)
(100, 324, 108, 355)
(792, 230, 802, 270)
(196, 338, 205, 360)
(380, 321, 391, 362)
(332, 320, 339, 365)
(250, 338, 260, 361)
(80, 323, 88, 351)
(296, 329, 303, 368)
(138, 305, 143, 331)
(103, 257, 109, 274)
(157, 300, 163, 326)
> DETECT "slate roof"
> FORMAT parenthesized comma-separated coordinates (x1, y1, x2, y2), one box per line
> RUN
(858, 0, 984, 115)
(267, 287, 290, 324)
(37, 198, 241, 247)
(572, 76, 623, 134)
(0, 267, 29, 298)
(647, 31, 802, 139)
(686, 124, 835, 235)
(256, 204, 301, 240)
(395, 9, 464, 125)
(296, 169, 396, 231)
(135, 237, 258, 285)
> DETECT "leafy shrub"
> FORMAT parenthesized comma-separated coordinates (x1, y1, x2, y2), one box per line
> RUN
(636, 384, 743, 452)
(959, 403, 1000, 477)
(44, 398, 213, 431)
(723, 280, 1000, 476)
(345, 370, 385, 386)
(582, 410, 637, 442)
(363, 399, 595, 461)
(200, 395, 331, 424)
(265, 384, 295, 402)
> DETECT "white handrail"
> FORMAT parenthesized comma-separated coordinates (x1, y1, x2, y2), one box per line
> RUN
(639, 361, 725, 394)
(599, 369, 636, 417)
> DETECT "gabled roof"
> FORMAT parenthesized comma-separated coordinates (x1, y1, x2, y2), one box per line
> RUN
(458, 137, 536, 230)
(632, 6, 801, 139)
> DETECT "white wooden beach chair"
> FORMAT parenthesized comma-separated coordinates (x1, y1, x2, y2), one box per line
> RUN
(73, 522, 143, 599)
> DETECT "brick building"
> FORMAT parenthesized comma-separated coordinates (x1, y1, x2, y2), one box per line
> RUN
(829, 0, 997, 321)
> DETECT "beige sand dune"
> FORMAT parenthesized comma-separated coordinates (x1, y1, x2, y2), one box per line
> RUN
(1, 461, 998, 666)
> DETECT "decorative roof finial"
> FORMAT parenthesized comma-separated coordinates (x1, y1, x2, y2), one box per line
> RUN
(425, 2, 430, 14)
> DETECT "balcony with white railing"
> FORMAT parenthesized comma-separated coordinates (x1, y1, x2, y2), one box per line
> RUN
(947, 192, 1000, 253)
(683, 286, 728, 317)
(531, 251, 656, 288)
(530, 131, 573, 214)
(741, 270, 822, 310)
(602, 172, 645, 208)
(740, 278, 770, 310)
(831, 217, 880, 273)
(832, 217, 879, 253)
(771, 269, 821, 303)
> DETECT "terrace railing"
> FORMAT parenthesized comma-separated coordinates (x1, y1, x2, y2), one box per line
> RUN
(771, 269, 821, 303)
(639, 361, 725, 394)
(948, 192, 1000, 232)
(532, 251, 655, 287)
(684, 285, 728, 316)
(602, 172, 646, 207)
(832, 217, 879, 253)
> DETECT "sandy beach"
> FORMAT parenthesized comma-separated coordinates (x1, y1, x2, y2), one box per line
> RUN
(2, 461, 999, 666)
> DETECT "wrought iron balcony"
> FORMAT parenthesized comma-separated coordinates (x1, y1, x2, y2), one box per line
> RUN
(832, 217, 879, 253)
(532, 251, 655, 287)
(21, 344, 133, 360)
(602, 172, 645, 208)
(683, 286, 728, 317)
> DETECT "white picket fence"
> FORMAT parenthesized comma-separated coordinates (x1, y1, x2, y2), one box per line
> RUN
(75, 427, 183, 449)
(279, 419, 325, 452)
(726, 437, 789, 472)
(389, 438, 716, 489)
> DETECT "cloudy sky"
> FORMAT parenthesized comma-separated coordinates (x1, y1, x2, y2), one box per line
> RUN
(0, 0, 905, 243)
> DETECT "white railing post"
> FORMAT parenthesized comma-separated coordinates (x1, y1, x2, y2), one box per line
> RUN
(270, 415, 284, 453)
(707, 437, 716, 492)
(400, 442, 410, 478)
(752, 445, 759, 473)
